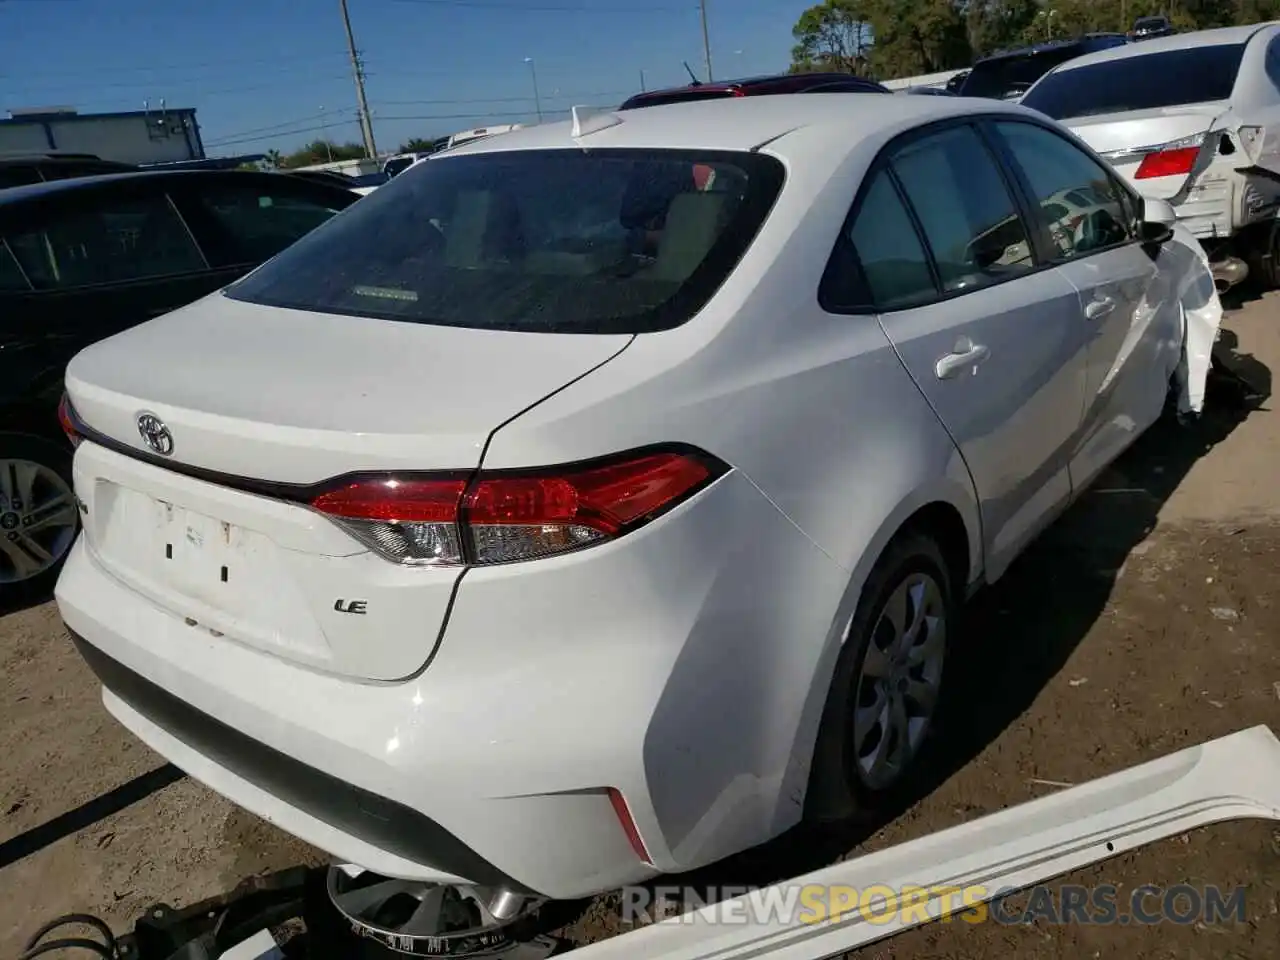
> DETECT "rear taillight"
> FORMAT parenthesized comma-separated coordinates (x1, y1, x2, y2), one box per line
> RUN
(1134, 134, 1206, 180)
(58, 393, 84, 449)
(310, 447, 727, 567)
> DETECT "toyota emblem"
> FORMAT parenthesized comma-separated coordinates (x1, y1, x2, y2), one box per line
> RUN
(137, 413, 174, 456)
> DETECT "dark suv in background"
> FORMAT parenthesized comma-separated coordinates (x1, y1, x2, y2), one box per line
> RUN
(0, 169, 358, 607)
(0, 153, 138, 190)
(957, 34, 1130, 101)
(618, 72, 889, 110)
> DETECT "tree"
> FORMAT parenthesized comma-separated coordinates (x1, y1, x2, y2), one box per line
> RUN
(862, 0, 970, 78)
(278, 140, 366, 169)
(790, 0, 873, 75)
(965, 0, 1040, 57)
(263, 149, 283, 170)
(398, 137, 436, 153)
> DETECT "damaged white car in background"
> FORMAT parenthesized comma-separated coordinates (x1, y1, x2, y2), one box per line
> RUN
(1021, 21, 1280, 292)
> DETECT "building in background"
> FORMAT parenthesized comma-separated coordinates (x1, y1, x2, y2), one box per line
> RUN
(0, 104, 204, 164)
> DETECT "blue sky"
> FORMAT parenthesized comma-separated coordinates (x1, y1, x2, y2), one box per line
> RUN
(0, 0, 813, 156)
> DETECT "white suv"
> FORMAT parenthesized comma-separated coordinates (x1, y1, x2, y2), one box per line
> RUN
(57, 94, 1190, 908)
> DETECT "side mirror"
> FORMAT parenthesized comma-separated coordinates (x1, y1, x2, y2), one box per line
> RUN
(1138, 196, 1176, 245)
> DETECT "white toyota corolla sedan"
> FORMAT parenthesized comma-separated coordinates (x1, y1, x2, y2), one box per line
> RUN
(57, 92, 1191, 906)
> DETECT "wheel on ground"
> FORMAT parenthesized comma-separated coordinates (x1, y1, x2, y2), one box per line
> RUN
(806, 531, 954, 820)
(0, 433, 79, 608)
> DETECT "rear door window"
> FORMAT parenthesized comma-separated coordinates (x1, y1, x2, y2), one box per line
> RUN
(5, 193, 206, 290)
(224, 148, 785, 334)
(186, 184, 348, 266)
(823, 167, 936, 311)
(888, 125, 1035, 293)
(1021, 43, 1246, 120)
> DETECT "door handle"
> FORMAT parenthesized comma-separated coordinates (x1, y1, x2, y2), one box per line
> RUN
(934, 338, 991, 380)
(1085, 296, 1116, 320)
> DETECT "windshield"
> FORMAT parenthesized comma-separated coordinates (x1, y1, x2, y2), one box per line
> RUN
(225, 147, 785, 334)
(960, 47, 1088, 99)
(1022, 43, 1245, 119)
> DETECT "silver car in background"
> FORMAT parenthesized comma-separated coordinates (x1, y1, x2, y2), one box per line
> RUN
(1021, 22, 1280, 289)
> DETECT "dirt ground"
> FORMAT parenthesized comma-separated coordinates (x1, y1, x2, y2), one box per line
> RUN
(3, 290, 1280, 958)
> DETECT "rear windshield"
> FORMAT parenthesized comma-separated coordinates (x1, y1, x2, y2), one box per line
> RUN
(225, 148, 784, 334)
(1022, 44, 1246, 120)
(960, 47, 1090, 99)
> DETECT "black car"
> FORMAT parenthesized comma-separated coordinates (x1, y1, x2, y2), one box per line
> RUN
(1132, 15, 1176, 40)
(0, 153, 139, 190)
(0, 169, 359, 604)
(618, 72, 889, 110)
(958, 34, 1130, 101)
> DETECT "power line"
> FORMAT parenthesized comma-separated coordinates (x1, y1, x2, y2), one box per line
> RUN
(204, 110, 354, 145)
(206, 107, 581, 150)
(0, 52, 350, 80)
(4, 69, 356, 95)
(373, 89, 630, 106)
(388, 0, 692, 10)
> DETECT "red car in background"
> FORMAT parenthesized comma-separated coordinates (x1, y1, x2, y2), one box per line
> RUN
(618, 72, 890, 110)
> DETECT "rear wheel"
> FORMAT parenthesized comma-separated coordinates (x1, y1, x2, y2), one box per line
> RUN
(0, 434, 79, 608)
(806, 531, 954, 821)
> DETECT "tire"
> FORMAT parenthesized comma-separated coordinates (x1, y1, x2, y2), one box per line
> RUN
(0, 433, 80, 610)
(1245, 220, 1280, 290)
(805, 530, 955, 822)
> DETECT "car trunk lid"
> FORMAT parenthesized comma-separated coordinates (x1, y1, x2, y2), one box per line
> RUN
(1066, 103, 1228, 199)
(65, 293, 631, 680)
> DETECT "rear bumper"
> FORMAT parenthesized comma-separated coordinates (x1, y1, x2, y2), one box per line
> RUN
(56, 461, 851, 900)
(70, 629, 532, 891)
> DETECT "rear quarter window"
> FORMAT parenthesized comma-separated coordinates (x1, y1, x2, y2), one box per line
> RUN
(224, 148, 785, 334)
(1022, 43, 1247, 119)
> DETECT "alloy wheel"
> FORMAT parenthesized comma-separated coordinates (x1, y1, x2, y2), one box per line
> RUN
(851, 570, 947, 791)
(0, 458, 79, 585)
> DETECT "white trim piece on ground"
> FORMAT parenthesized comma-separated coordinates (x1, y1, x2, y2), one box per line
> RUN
(571, 725, 1280, 960)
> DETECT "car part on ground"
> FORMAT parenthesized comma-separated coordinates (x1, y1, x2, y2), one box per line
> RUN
(20, 725, 1280, 960)
(56, 93, 1222, 905)
(571, 725, 1280, 960)
(1020, 23, 1280, 286)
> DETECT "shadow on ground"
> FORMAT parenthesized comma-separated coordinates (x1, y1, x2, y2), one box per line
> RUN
(542, 335, 1273, 939)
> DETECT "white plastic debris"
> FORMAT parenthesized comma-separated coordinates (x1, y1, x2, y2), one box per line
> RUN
(1165, 222, 1225, 417)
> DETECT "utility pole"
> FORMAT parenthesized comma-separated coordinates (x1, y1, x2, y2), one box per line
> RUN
(699, 0, 713, 82)
(339, 0, 378, 159)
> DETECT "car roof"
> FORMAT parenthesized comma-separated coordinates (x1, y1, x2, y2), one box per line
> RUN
(434, 93, 1034, 162)
(976, 34, 1126, 64)
(620, 72, 886, 106)
(1053, 22, 1275, 70)
(0, 168, 350, 205)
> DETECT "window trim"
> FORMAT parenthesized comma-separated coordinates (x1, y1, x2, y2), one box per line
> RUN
(0, 237, 33, 292)
(982, 116, 1145, 267)
(819, 114, 1052, 316)
(171, 177, 351, 271)
(2, 188, 211, 294)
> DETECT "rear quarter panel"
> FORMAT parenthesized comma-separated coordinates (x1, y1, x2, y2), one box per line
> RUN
(471, 121, 982, 860)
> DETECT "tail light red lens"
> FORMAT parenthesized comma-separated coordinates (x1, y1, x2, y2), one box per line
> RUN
(57, 393, 84, 449)
(1134, 146, 1201, 180)
(309, 448, 726, 567)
